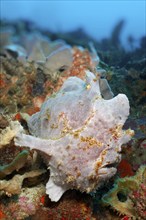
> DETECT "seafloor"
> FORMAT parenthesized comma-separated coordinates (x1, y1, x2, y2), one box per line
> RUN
(0, 20, 146, 220)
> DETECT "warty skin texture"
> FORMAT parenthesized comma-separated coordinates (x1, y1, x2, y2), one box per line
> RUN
(15, 71, 134, 202)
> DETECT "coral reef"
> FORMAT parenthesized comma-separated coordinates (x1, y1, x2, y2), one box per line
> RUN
(102, 165, 146, 218)
(0, 184, 46, 219)
(0, 169, 46, 196)
(108, 68, 146, 119)
(0, 20, 145, 219)
(129, 182, 146, 219)
(117, 158, 134, 178)
(119, 139, 146, 174)
(0, 29, 114, 115)
(0, 150, 29, 179)
(0, 120, 25, 148)
(15, 71, 133, 202)
(31, 191, 94, 220)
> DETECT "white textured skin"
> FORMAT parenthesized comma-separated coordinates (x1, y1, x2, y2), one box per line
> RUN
(15, 71, 133, 202)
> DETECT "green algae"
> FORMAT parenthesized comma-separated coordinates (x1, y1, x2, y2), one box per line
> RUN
(0, 150, 29, 179)
(102, 165, 146, 218)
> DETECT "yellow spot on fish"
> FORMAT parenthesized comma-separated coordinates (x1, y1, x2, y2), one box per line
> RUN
(86, 84, 91, 90)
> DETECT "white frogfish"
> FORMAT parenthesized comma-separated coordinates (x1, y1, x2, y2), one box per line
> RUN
(15, 71, 134, 202)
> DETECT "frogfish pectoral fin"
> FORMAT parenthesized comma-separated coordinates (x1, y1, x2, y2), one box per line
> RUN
(46, 176, 68, 202)
(14, 133, 53, 156)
